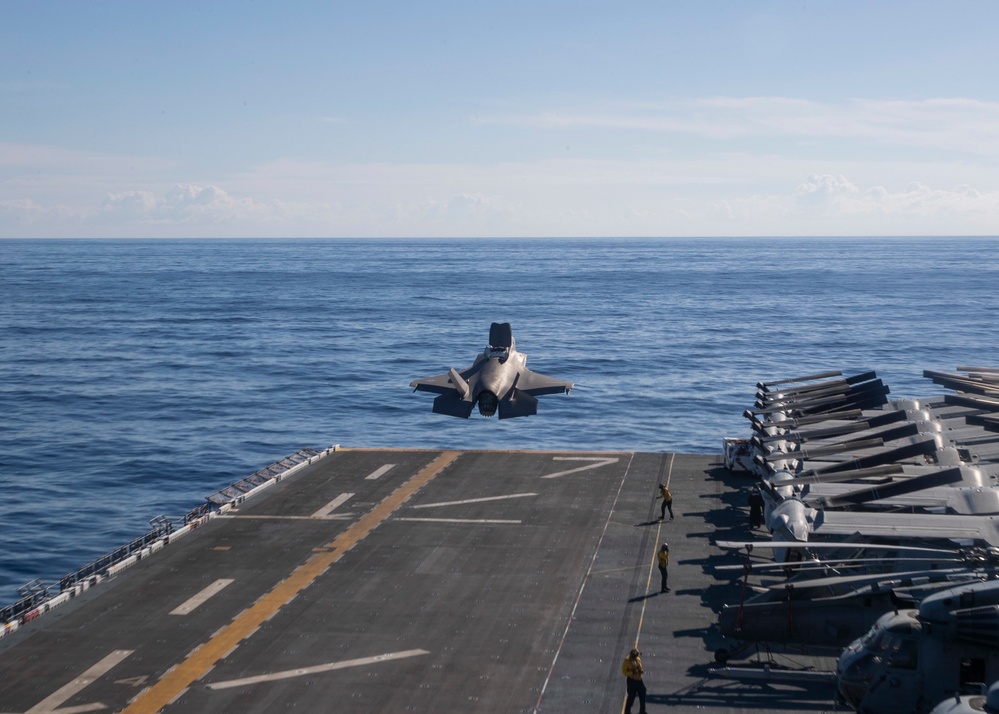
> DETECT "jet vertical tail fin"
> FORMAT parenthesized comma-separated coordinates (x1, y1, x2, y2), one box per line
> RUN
(489, 322, 513, 349)
(448, 367, 471, 399)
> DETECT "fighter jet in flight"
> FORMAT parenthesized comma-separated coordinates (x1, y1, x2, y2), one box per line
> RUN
(410, 323, 573, 419)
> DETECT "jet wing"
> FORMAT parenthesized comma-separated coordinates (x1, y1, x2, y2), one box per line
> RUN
(410, 356, 485, 395)
(409, 372, 460, 395)
(515, 368, 573, 396)
(809, 510, 999, 545)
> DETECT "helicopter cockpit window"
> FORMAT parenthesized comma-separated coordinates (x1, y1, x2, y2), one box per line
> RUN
(887, 637, 917, 670)
(868, 629, 893, 652)
(859, 626, 881, 647)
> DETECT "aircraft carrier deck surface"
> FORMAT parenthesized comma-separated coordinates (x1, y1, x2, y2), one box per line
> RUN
(0, 449, 837, 713)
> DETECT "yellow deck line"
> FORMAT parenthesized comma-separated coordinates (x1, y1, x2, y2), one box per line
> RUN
(620, 452, 674, 714)
(122, 450, 461, 714)
(634, 452, 675, 647)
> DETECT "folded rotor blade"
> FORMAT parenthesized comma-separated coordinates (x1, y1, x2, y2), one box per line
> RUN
(807, 437, 938, 475)
(782, 464, 905, 488)
(757, 371, 844, 390)
(807, 467, 964, 508)
(715, 541, 960, 555)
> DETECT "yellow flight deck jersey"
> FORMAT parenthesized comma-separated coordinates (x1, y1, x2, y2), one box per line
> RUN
(659, 486, 672, 502)
(622, 655, 644, 680)
(657, 549, 669, 568)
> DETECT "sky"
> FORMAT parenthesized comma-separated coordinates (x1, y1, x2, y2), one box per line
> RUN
(2, 1, 999, 238)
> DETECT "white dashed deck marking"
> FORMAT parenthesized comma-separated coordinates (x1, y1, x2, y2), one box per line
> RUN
(364, 464, 396, 480)
(170, 579, 235, 616)
(411, 493, 538, 508)
(25, 649, 133, 714)
(206, 649, 430, 690)
(542, 457, 620, 479)
(310, 492, 354, 519)
(396, 517, 521, 524)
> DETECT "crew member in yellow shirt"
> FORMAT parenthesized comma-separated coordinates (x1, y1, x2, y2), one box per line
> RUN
(657, 483, 674, 520)
(621, 648, 648, 714)
(657, 542, 670, 593)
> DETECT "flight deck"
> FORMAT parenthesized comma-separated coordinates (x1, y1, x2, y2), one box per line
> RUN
(0, 449, 836, 713)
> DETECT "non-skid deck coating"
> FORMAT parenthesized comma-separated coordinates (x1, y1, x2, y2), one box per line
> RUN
(0, 450, 838, 713)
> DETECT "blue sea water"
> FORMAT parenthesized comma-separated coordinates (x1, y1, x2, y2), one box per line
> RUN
(1, 236, 998, 604)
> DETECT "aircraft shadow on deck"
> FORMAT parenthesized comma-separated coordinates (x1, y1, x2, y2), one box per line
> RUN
(645, 678, 837, 712)
(663, 659, 837, 710)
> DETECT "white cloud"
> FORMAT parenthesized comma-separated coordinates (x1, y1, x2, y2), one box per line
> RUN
(0, 197, 79, 227)
(789, 173, 999, 222)
(429, 192, 511, 223)
(793, 174, 861, 207)
(6, 163, 999, 238)
(101, 184, 270, 225)
(477, 97, 999, 158)
(6, 85, 999, 238)
(101, 190, 157, 216)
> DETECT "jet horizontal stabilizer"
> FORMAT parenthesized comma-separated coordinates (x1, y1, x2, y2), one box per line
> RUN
(498, 389, 538, 419)
(432, 392, 475, 418)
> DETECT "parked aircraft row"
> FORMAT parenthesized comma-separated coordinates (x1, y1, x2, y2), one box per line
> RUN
(715, 367, 999, 714)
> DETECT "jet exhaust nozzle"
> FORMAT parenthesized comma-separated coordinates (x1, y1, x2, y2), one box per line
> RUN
(477, 391, 498, 417)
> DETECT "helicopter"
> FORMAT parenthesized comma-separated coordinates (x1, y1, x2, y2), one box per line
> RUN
(928, 680, 999, 714)
(837, 578, 999, 714)
(713, 539, 998, 654)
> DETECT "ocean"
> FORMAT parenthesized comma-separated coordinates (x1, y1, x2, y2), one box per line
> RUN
(1, 236, 997, 604)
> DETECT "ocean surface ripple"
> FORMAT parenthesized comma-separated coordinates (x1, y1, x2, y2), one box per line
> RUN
(1, 237, 997, 602)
